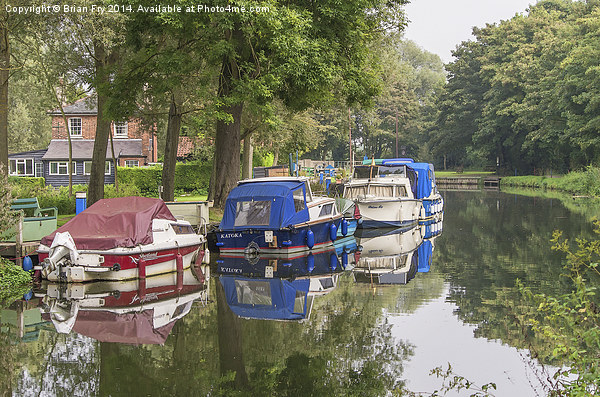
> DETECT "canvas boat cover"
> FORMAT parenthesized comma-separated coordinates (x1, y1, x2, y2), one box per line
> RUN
(220, 276, 310, 320)
(220, 180, 310, 230)
(40, 196, 176, 250)
(71, 310, 176, 345)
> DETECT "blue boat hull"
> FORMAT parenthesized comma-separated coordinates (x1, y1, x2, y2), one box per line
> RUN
(216, 218, 342, 254)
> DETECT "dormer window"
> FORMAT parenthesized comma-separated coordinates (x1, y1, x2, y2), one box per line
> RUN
(114, 121, 128, 138)
(68, 118, 82, 137)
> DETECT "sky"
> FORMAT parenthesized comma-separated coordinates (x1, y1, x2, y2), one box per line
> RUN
(403, 0, 537, 63)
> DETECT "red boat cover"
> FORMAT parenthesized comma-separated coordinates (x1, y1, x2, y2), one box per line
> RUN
(71, 310, 176, 345)
(40, 196, 177, 250)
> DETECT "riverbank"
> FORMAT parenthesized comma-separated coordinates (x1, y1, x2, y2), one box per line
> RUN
(500, 167, 600, 197)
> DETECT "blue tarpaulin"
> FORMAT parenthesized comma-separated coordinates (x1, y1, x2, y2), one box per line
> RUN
(220, 276, 310, 320)
(363, 158, 436, 199)
(220, 180, 310, 230)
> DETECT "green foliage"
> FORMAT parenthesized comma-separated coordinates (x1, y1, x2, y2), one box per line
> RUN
(0, 258, 32, 308)
(520, 220, 600, 395)
(501, 167, 600, 196)
(0, 171, 19, 236)
(430, 0, 600, 172)
(117, 162, 212, 197)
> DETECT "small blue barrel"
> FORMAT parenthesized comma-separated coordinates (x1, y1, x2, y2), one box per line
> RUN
(75, 191, 87, 215)
(22, 255, 33, 271)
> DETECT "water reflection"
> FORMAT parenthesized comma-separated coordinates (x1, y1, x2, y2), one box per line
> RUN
(352, 222, 440, 285)
(217, 246, 349, 321)
(35, 265, 210, 344)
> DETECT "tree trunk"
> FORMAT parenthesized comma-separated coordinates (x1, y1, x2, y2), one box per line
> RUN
(241, 136, 253, 179)
(272, 147, 279, 166)
(88, 41, 112, 206)
(212, 29, 244, 208)
(162, 94, 182, 202)
(0, 22, 9, 175)
(216, 276, 249, 390)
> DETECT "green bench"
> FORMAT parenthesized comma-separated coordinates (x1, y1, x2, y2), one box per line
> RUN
(3, 198, 58, 242)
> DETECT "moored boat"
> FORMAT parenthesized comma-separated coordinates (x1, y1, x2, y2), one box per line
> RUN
(215, 177, 345, 254)
(36, 197, 206, 282)
(344, 160, 422, 229)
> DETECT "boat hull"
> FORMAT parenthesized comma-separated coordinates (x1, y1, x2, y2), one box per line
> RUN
(356, 199, 421, 229)
(216, 218, 342, 254)
(37, 244, 203, 283)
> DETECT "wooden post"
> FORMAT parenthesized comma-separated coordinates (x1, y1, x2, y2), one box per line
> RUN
(15, 213, 23, 268)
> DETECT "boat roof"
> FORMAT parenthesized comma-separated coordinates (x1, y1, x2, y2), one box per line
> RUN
(238, 176, 310, 185)
(221, 179, 311, 230)
(40, 196, 177, 250)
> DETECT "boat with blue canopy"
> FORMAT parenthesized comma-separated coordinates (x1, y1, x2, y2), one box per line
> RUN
(215, 177, 346, 254)
(220, 276, 313, 321)
(343, 158, 443, 228)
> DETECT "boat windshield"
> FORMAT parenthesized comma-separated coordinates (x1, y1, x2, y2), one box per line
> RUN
(344, 185, 368, 199)
(235, 280, 272, 305)
(293, 187, 306, 212)
(379, 165, 407, 177)
(234, 200, 271, 227)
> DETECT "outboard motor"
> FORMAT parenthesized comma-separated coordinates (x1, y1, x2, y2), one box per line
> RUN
(41, 232, 79, 279)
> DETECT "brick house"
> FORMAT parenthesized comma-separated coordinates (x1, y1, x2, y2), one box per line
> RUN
(9, 96, 158, 186)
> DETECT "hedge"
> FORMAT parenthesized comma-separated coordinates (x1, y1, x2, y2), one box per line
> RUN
(501, 167, 600, 197)
(117, 162, 212, 196)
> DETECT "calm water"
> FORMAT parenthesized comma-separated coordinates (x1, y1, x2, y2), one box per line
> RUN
(1, 190, 595, 396)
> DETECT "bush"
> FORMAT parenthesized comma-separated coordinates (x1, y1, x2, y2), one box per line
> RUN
(117, 161, 212, 197)
(501, 167, 600, 197)
(0, 258, 31, 307)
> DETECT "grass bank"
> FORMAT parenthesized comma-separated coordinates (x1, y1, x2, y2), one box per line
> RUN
(501, 167, 600, 197)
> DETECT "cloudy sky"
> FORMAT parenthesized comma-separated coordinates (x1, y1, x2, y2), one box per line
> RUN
(403, 0, 537, 62)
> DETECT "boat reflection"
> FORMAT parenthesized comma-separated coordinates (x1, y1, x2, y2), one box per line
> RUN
(352, 222, 441, 284)
(217, 244, 354, 321)
(35, 264, 209, 345)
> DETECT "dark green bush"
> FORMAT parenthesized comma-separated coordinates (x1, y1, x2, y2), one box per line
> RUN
(117, 162, 212, 196)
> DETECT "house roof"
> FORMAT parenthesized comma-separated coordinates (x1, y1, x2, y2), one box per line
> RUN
(8, 149, 48, 158)
(42, 139, 144, 160)
(48, 96, 97, 116)
(177, 136, 199, 158)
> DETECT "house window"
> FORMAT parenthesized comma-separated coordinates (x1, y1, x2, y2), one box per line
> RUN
(84, 161, 112, 175)
(124, 160, 139, 167)
(68, 118, 82, 136)
(35, 163, 43, 178)
(9, 158, 34, 176)
(49, 161, 76, 175)
(114, 121, 128, 138)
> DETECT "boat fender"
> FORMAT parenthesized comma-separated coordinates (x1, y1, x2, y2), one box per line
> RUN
(22, 256, 33, 272)
(176, 253, 184, 273)
(341, 251, 348, 269)
(306, 253, 315, 273)
(341, 219, 348, 236)
(329, 223, 337, 241)
(306, 229, 315, 249)
(330, 253, 338, 270)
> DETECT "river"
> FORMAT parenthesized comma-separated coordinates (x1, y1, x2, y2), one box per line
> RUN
(1, 189, 593, 396)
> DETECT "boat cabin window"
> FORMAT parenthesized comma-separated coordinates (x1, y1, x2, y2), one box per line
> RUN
(369, 185, 395, 197)
(292, 187, 306, 212)
(397, 186, 407, 197)
(234, 200, 271, 227)
(318, 203, 334, 217)
(235, 280, 272, 305)
(293, 289, 307, 314)
(344, 185, 367, 199)
(171, 223, 195, 234)
(354, 166, 377, 179)
(379, 165, 407, 177)
(303, 181, 313, 202)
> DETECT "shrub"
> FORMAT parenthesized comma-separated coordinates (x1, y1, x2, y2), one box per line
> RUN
(0, 258, 32, 307)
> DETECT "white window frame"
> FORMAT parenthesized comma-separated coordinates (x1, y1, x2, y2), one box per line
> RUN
(68, 117, 82, 137)
(124, 160, 139, 167)
(49, 161, 76, 175)
(9, 158, 34, 176)
(113, 121, 128, 138)
(84, 161, 112, 175)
